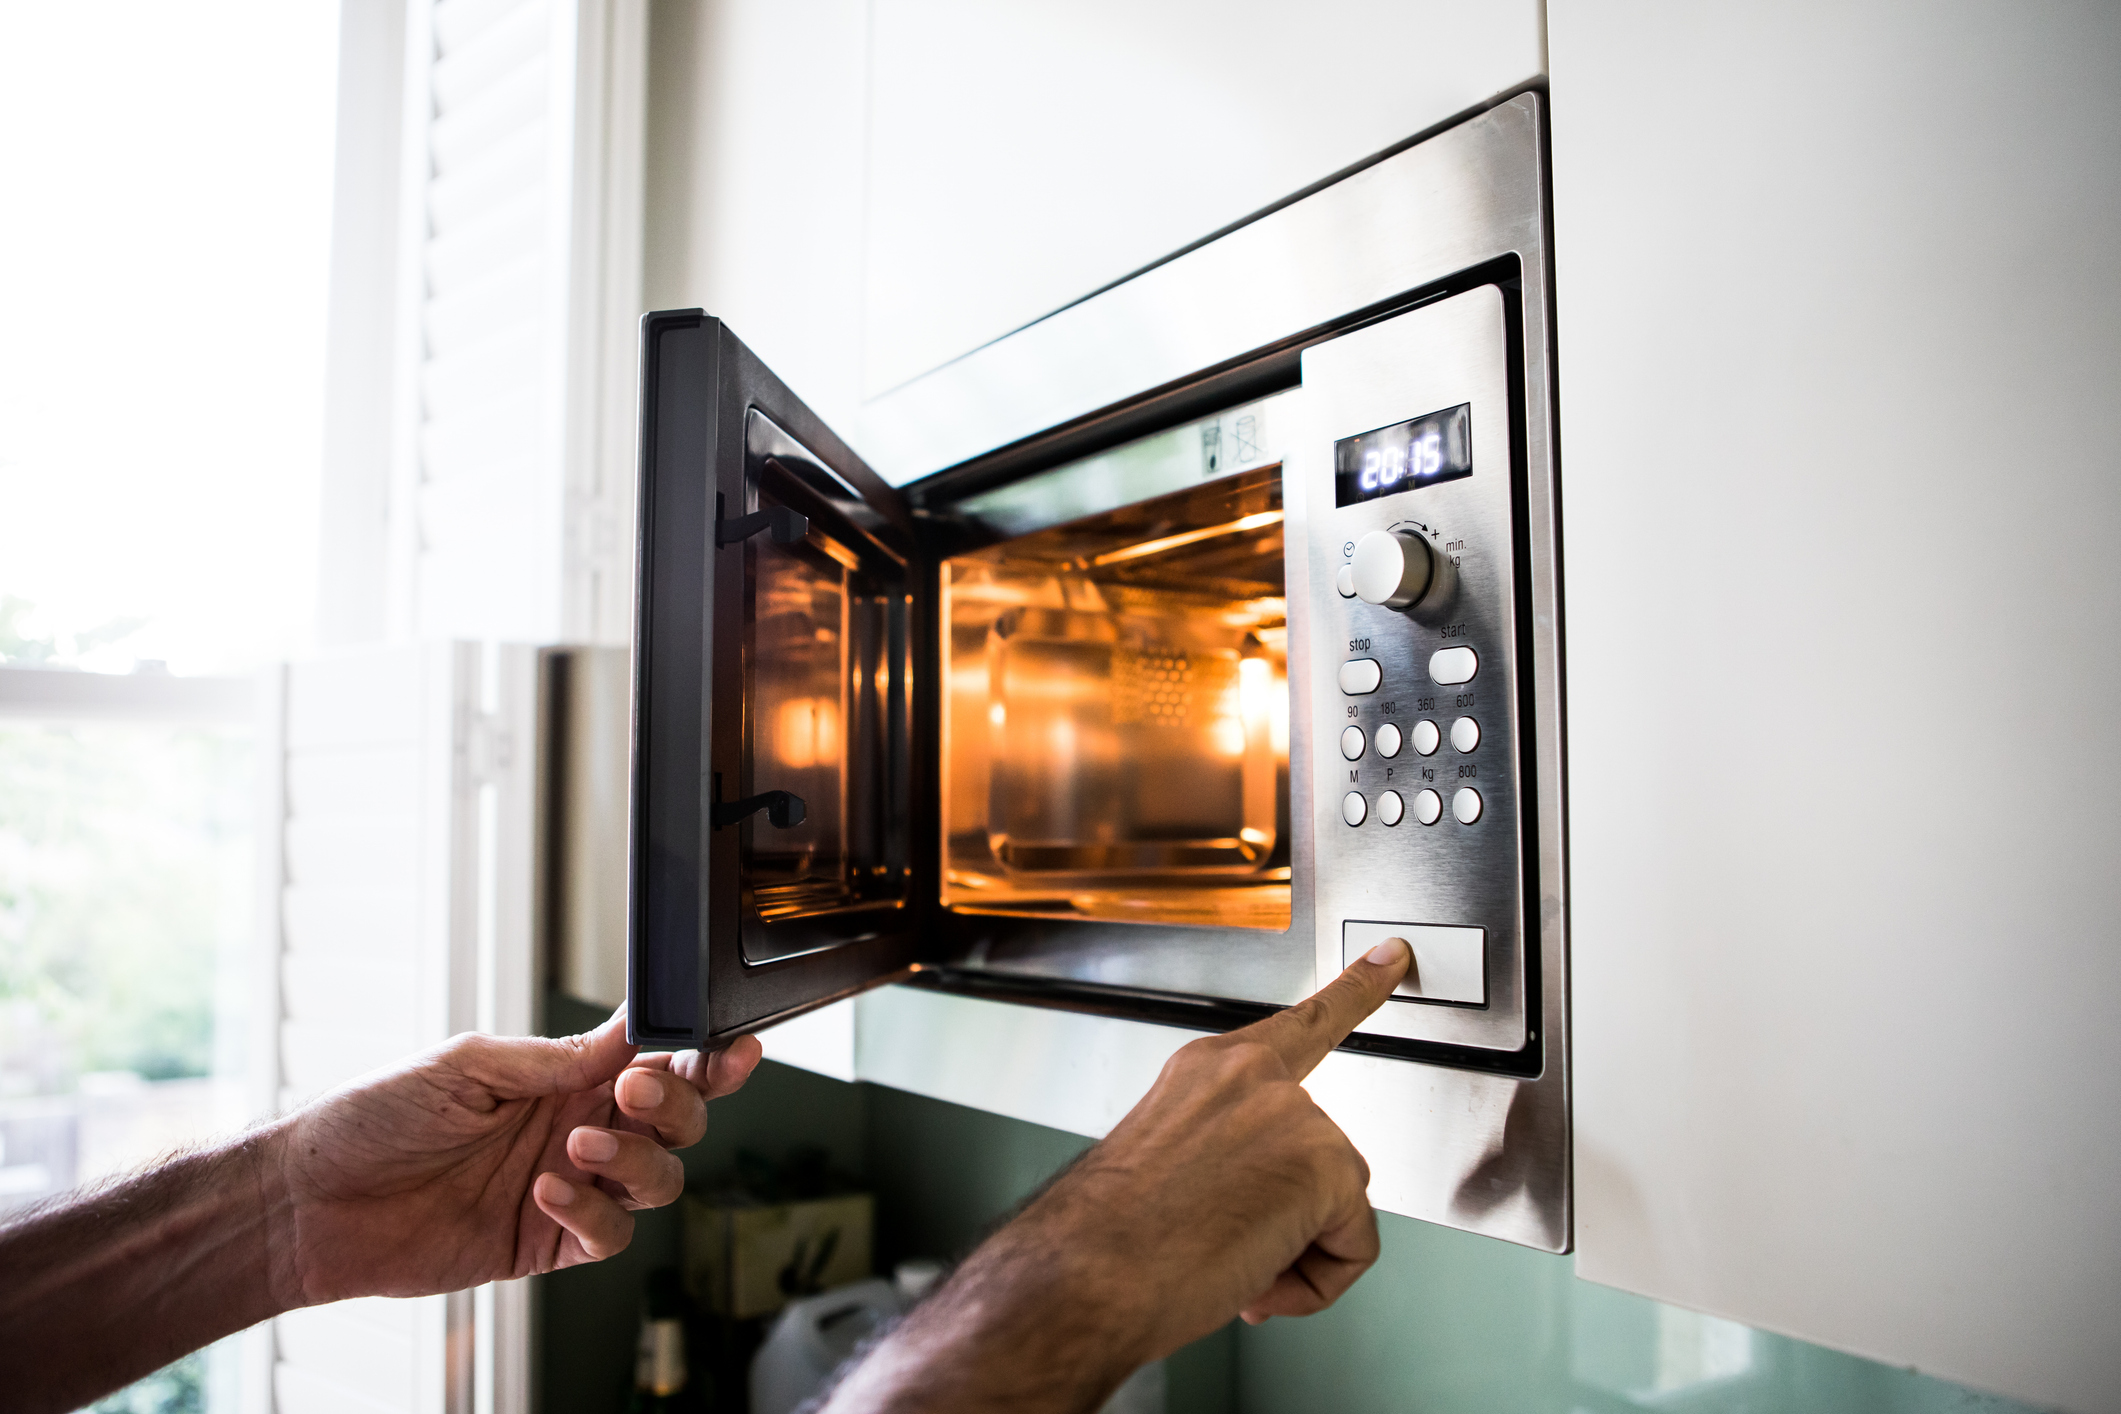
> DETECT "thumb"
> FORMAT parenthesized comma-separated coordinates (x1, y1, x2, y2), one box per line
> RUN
(470, 1005, 638, 1100)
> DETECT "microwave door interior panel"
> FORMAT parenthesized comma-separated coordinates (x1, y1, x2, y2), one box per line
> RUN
(628, 93, 1566, 1251)
(629, 315, 932, 1050)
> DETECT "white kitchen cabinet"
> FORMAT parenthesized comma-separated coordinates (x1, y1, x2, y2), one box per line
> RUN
(858, 0, 1546, 399)
(642, 0, 1544, 448)
(1549, 4, 2121, 1410)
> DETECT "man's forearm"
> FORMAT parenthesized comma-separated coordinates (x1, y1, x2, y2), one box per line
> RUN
(0, 1128, 292, 1414)
(819, 1180, 1153, 1413)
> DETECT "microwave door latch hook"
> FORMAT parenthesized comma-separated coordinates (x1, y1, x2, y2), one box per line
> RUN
(717, 504, 810, 547)
(712, 789, 807, 830)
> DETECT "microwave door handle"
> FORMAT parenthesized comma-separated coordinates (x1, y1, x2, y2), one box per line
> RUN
(717, 504, 810, 547)
(712, 789, 807, 830)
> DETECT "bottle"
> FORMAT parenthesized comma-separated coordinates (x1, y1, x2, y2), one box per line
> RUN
(629, 1267, 708, 1413)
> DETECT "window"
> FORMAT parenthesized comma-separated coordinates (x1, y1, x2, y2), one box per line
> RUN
(0, 3, 339, 1409)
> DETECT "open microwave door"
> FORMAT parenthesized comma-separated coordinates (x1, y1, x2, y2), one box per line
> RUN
(629, 311, 931, 1050)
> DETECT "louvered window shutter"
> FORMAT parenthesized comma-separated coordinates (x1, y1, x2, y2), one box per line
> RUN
(390, 0, 644, 647)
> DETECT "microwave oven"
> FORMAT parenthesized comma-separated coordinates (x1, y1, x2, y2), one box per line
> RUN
(624, 92, 1567, 1249)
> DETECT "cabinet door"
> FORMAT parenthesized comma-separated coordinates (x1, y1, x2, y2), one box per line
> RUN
(630, 312, 931, 1050)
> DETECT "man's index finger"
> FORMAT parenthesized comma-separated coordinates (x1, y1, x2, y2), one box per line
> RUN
(1238, 937, 1412, 1079)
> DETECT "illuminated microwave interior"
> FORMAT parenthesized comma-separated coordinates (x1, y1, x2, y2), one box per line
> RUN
(942, 465, 1291, 932)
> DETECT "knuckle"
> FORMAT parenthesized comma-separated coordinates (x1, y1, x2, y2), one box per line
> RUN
(1221, 1041, 1287, 1083)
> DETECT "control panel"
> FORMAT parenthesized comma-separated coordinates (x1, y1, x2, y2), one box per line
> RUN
(1301, 286, 1530, 1053)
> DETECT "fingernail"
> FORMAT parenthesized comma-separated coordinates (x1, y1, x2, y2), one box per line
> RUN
(540, 1175, 576, 1207)
(572, 1129, 619, 1163)
(622, 1071, 664, 1108)
(1365, 938, 1409, 965)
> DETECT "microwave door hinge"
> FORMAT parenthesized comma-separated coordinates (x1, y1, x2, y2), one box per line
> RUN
(717, 504, 809, 547)
(712, 789, 807, 830)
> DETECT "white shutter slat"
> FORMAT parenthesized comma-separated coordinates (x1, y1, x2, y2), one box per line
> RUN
(415, 551, 544, 639)
(282, 953, 421, 1026)
(282, 1022, 421, 1096)
(420, 322, 546, 422)
(286, 651, 422, 750)
(422, 254, 542, 357)
(420, 390, 540, 483)
(288, 747, 421, 818)
(430, 0, 547, 110)
(283, 886, 420, 962)
(425, 120, 546, 231)
(429, 54, 547, 173)
(423, 187, 543, 291)
(285, 818, 421, 890)
(431, 0, 527, 54)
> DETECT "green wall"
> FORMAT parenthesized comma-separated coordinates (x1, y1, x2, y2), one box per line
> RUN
(539, 1002, 2049, 1414)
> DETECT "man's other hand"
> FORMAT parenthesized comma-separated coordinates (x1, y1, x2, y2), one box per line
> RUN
(818, 937, 1411, 1412)
(1042, 935, 1412, 1344)
(271, 1010, 762, 1304)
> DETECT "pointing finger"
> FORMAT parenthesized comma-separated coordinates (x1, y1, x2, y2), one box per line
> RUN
(1234, 937, 1409, 1080)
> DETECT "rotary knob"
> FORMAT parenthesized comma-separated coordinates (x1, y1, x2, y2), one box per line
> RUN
(1351, 530, 1443, 610)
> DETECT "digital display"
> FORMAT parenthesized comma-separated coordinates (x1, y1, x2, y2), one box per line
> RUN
(1334, 403, 1472, 508)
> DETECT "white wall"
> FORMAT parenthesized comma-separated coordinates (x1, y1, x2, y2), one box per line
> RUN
(1551, 5, 2121, 1411)
(642, 0, 1544, 447)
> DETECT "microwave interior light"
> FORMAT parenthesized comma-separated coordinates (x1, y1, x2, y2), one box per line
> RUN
(1087, 509, 1284, 568)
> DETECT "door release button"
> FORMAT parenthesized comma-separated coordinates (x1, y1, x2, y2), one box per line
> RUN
(1338, 658, 1382, 694)
(1428, 647, 1478, 684)
(1340, 725, 1366, 760)
(1344, 921, 1486, 1005)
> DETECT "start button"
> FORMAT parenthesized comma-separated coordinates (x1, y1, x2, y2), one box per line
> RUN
(1343, 920, 1486, 1004)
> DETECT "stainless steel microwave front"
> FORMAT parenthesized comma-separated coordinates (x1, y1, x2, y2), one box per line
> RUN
(624, 90, 1567, 1250)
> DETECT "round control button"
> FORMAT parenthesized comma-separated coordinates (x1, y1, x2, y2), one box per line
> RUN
(1450, 716, 1481, 753)
(1412, 788, 1443, 826)
(1377, 790, 1404, 826)
(1375, 722, 1402, 758)
(1352, 530, 1436, 609)
(1334, 565, 1356, 598)
(1342, 791, 1368, 827)
(1340, 725, 1366, 760)
(1452, 787, 1483, 825)
(1411, 719, 1441, 756)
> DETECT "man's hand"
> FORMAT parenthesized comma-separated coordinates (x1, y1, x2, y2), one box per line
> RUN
(820, 937, 1412, 1413)
(271, 1009, 762, 1304)
(0, 1009, 759, 1414)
